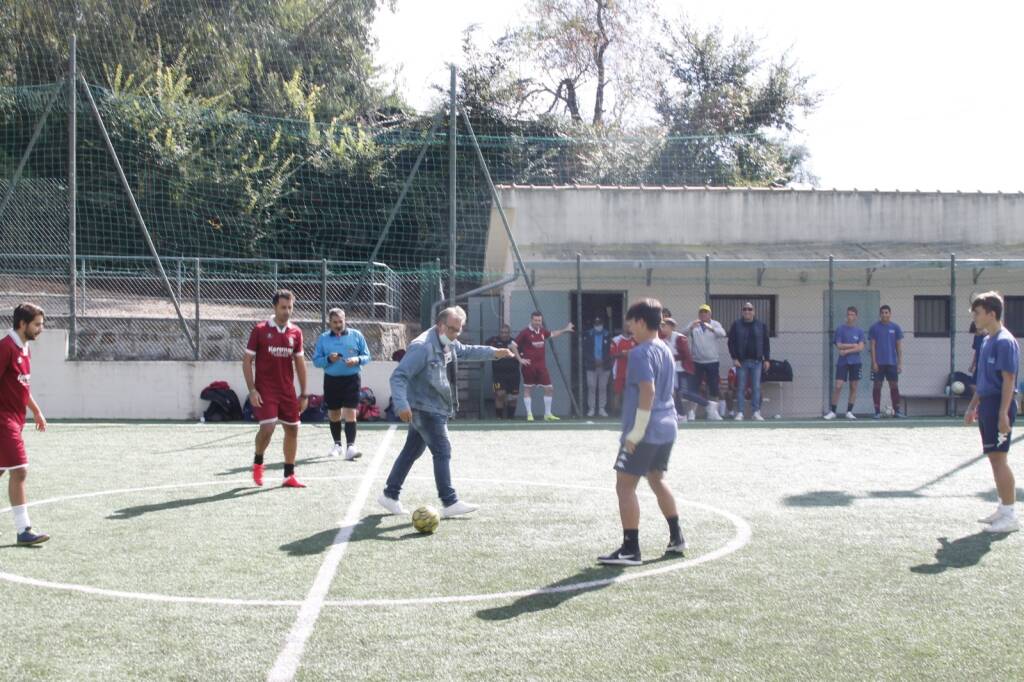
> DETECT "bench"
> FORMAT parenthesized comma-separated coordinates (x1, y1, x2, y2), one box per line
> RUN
(900, 394, 966, 417)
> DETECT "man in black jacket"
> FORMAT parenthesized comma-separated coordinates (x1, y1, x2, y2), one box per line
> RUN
(583, 316, 613, 417)
(727, 302, 771, 421)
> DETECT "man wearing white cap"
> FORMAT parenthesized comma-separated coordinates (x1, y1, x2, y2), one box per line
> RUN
(687, 304, 726, 420)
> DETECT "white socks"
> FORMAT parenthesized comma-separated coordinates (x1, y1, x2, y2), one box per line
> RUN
(544, 396, 553, 416)
(12, 504, 30, 533)
(999, 503, 1016, 517)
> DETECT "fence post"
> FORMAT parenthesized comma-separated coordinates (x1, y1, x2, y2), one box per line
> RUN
(68, 33, 77, 359)
(949, 253, 956, 417)
(194, 257, 201, 361)
(828, 255, 835, 414)
(321, 259, 328, 334)
(448, 65, 457, 306)
(576, 253, 585, 417)
(704, 254, 711, 305)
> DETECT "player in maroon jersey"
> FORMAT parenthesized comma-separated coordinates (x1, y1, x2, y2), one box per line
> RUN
(511, 311, 574, 421)
(0, 303, 49, 545)
(243, 290, 309, 488)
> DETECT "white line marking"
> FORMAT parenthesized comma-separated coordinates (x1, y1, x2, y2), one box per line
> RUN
(266, 424, 397, 682)
(0, 475, 751, 609)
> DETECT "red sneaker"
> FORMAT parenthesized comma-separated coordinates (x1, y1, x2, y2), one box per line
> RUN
(282, 475, 306, 488)
(252, 463, 265, 487)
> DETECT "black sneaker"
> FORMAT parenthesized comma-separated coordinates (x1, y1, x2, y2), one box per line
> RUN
(666, 536, 687, 554)
(598, 546, 642, 566)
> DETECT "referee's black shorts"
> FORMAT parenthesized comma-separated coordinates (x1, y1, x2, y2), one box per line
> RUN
(324, 373, 361, 410)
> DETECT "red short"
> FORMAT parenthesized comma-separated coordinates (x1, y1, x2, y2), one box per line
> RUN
(0, 418, 28, 470)
(521, 364, 552, 386)
(252, 392, 301, 426)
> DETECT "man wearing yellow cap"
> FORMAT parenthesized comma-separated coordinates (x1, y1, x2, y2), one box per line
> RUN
(686, 304, 726, 420)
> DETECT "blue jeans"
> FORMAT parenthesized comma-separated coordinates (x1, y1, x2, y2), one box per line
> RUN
(737, 359, 763, 413)
(383, 410, 456, 506)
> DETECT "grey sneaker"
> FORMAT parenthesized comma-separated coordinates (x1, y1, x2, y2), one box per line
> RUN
(377, 493, 406, 516)
(441, 500, 479, 518)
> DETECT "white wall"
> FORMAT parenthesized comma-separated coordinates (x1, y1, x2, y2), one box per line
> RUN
(29, 330, 396, 420)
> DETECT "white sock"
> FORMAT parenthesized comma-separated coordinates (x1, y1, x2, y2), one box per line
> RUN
(523, 396, 532, 416)
(999, 503, 1016, 517)
(12, 504, 30, 533)
(544, 396, 553, 416)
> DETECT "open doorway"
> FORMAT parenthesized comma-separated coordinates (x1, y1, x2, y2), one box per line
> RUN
(570, 290, 627, 413)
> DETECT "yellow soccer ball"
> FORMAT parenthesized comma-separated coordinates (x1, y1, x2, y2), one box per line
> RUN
(411, 506, 440, 534)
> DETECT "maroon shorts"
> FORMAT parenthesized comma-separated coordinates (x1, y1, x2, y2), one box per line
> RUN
(0, 418, 28, 470)
(521, 364, 552, 386)
(252, 392, 301, 426)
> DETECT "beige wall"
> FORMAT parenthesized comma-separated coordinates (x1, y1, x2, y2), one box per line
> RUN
(28, 330, 396, 420)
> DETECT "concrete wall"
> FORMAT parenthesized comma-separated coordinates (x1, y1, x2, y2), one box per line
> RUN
(29, 330, 397, 420)
(492, 187, 1024, 249)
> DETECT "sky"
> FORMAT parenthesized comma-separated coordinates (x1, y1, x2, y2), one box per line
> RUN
(373, 1, 1024, 192)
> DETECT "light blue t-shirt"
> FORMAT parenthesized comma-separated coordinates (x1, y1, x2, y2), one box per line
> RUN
(976, 328, 1020, 398)
(834, 324, 864, 367)
(620, 338, 678, 445)
(868, 321, 903, 366)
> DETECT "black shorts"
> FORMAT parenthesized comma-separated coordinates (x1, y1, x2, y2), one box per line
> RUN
(979, 396, 1017, 454)
(493, 370, 521, 394)
(324, 373, 361, 410)
(836, 364, 862, 382)
(614, 441, 674, 476)
(872, 364, 899, 382)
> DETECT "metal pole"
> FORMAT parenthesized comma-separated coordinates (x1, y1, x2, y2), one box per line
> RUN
(79, 257, 85, 315)
(0, 87, 61, 226)
(448, 65, 457, 306)
(321, 258, 328, 333)
(576, 253, 585, 417)
(194, 257, 201, 361)
(177, 258, 183, 302)
(704, 254, 711, 305)
(68, 34, 78, 360)
(949, 253, 956, 417)
(828, 255, 835, 414)
(77, 74, 197, 355)
(460, 109, 582, 418)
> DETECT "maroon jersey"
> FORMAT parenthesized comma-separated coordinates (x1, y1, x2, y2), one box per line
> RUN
(514, 326, 551, 365)
(246, 320, 303, 396)
(0, 332, 30, 425)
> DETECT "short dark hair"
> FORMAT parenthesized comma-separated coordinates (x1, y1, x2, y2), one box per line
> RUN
(12, 303, 44, 330)
(626, 298, 663, 331)
(530, 311, 543, 318)
(971, 291, 1004, 321)
(273, 289, 294, 305)
(661, 308, 672, 318)
(328, 307, 345, 320)
(846, 306, 858, 314)
(879, 304, 891, 313)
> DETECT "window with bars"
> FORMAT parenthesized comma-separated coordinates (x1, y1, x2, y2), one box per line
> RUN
(709, 295, 777, 337)
(913, 295, 951, 337)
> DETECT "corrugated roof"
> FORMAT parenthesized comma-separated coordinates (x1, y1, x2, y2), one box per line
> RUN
(495, 184, 1024, 196)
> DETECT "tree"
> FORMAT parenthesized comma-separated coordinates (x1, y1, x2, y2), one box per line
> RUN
(651, 19, 820, 186)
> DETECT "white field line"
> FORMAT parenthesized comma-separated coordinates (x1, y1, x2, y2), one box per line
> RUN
(266, 424, 397, 682)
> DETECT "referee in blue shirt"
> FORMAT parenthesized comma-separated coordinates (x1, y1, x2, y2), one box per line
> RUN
(313, 308, 371, 460)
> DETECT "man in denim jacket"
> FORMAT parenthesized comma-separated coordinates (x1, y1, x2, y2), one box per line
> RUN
(378, 306, 514, 518)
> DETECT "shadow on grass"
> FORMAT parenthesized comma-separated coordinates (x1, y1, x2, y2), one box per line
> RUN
(215, 457, 324, 477)
(107, 486, 270, 519)
(781, 490, 857, 507)
(475, 554, 680, 621)
(975, 487, 1024, 503)
(279, 514, 428, 557)
(910, 531, 1012, 574)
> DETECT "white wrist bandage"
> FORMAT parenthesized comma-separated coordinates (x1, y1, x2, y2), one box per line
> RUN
(626, 409, 651, 444)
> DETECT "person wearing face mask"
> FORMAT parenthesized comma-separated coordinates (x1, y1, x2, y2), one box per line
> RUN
(582, 316, 613, 417)
(378, 306, 515, 518)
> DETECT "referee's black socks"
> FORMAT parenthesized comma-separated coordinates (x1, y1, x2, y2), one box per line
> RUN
(329, 420, 342, 445)
(344, 421, 357, 446)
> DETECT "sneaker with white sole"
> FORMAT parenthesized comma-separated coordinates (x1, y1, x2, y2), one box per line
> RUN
(707, 408, 722, 421)
(597, 546, 642, 566)
(345, 445, 362, 461)
(823, 411, 836, 420)
(845, 411, 857, 420)
(752, 411, 765, 421)
(984, 514, 1019, 533)
(666, 536, 687, 554)
(599, 408, 609, 417)
(978, 507, 1004, 524)
(587, 409, 595, 417)
(441, 500, 479, 518)
(734, 412, 744, 422)
(687, 409, 696, 421)
(377, 493, 406, 516)
(328, 443, 343, 458)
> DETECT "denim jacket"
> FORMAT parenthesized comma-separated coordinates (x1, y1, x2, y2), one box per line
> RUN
(390, 328, 496, 417)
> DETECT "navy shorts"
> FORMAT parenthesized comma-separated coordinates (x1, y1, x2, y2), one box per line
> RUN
(614, 441, 673, 476)
(836, 364, 862, 382)
(872, 364, 899, 382)
(978, 396, 1017, 454)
